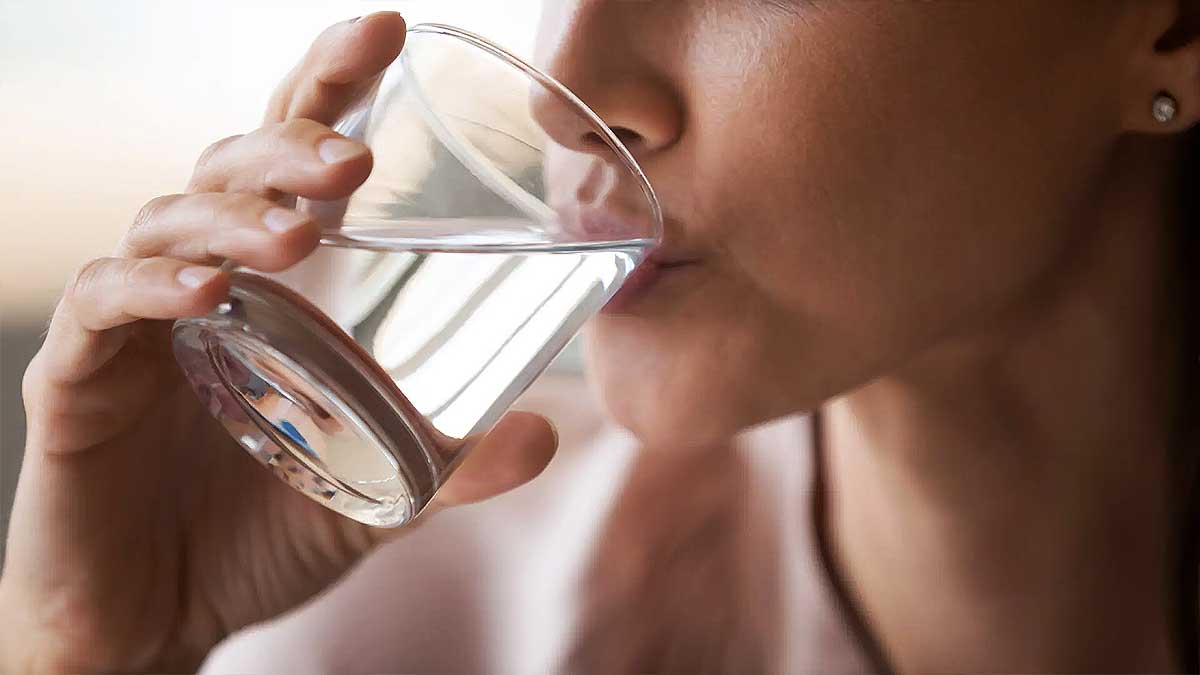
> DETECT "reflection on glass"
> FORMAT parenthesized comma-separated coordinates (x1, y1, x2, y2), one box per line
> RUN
(172, 25, 660, 528)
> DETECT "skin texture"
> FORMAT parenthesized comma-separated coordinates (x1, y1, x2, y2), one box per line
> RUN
(560, 1, 1138, 444)
(5, 1, 1200, 672)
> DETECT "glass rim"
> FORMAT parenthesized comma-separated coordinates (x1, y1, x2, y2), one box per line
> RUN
(405, 22, 664, 241)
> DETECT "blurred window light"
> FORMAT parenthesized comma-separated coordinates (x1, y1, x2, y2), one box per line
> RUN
(0, 0, 545, 316)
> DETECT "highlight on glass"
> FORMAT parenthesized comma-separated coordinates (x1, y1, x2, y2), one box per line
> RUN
(172, 24, 662, 528)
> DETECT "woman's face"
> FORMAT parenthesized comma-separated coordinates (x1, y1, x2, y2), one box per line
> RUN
(535, 1, 1137, 444)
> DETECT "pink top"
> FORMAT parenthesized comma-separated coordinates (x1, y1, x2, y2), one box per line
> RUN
(200, 374, 871, 673)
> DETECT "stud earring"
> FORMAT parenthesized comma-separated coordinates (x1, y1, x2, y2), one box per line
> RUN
(1152, 92, 1179, 124)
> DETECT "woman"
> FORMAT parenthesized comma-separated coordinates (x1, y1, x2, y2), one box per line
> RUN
(5, 1, 1200, 671)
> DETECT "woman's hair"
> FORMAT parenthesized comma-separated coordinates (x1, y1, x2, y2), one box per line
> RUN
(1170, 125, 1200, 670)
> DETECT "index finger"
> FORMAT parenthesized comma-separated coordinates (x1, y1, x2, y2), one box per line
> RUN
(264, 11, 407, 126)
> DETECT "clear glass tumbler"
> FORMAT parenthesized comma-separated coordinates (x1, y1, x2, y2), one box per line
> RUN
(172, 24, 662, 528)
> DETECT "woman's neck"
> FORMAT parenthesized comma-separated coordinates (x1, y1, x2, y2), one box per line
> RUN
(822, 135, 1189, 672)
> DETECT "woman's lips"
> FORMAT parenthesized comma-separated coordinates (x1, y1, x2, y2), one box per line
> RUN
(602, 253, 699, 315)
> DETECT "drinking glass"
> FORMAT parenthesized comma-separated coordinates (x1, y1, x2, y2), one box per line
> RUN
(172, 23, 661, 528)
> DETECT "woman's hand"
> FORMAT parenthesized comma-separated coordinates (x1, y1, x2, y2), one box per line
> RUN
(1, 13, 557, 673)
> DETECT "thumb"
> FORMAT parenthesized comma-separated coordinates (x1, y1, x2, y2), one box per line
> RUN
(429, 410, 558, 509)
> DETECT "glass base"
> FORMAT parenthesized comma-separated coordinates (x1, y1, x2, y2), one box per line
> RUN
(172, 272, 445, 528)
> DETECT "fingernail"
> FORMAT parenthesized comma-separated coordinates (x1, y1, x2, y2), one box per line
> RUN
(318, 138, 367, 164)
(348, 15, 363, 24)
(177, 266, 220, 289)
(264, 207, 309, 234)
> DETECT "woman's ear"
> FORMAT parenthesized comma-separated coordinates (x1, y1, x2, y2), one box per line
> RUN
(1122, 0, 1200, 134)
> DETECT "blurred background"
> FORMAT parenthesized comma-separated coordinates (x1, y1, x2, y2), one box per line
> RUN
(0, 0, 551, 555)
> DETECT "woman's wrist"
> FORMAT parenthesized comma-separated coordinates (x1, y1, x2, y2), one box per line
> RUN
(0, 586, 39, 674)
(0, 583, 108, 675)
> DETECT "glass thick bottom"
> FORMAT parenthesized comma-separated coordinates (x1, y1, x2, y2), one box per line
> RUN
(172, 272, 454, 528)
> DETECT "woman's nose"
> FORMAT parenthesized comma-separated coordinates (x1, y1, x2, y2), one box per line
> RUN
(530, 10, 683, 159)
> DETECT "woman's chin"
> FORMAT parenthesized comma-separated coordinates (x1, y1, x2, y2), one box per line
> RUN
(584, 325, 741, 446)
(586, 367, 736, 447)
